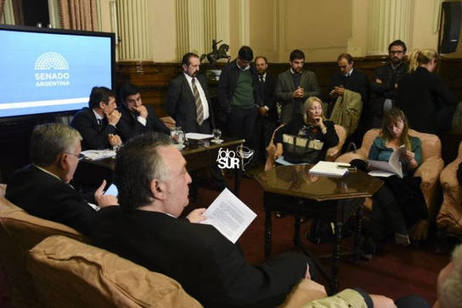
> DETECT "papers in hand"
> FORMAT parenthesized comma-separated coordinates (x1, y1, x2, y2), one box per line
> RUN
(201, 188, 257, 244)
(309, 161, 350, 178)
(185, 133, 213, 140)
(81, 149, 116, 160)
(368, 145, 405, 178)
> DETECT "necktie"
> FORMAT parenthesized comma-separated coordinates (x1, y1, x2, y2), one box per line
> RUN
(191, 78, 204, 125)
(97, 118, 102, 131)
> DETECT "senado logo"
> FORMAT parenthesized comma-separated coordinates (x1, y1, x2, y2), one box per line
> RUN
(34, 52, 70, 87)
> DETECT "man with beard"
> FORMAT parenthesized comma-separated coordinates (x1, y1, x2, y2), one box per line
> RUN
(165, 52, 215, 134)
(368, 40, 409, 129)
(117, 83, 172, 142)
(275, 49, 321, 124)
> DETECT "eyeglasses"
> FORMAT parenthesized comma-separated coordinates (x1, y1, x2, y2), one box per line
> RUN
(65, 152, 84, 161)
(390, 50, 404, 55)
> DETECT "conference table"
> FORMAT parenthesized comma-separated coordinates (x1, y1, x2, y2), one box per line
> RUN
(74, 138, 245, 195)
(255, 164, 383, 293)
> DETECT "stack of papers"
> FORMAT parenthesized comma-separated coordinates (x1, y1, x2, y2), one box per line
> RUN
(81, 149, 116, 160)
(185, 133, 213, 140)
(309, 161, 350, 178)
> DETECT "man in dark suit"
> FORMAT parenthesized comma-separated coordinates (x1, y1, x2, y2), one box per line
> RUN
(89, 133, 312, 308)
(71, 87, 122, 150)
(254, 56, 277, 161)
(275, 49, 321, 124)
(118, 83, 172, 142)
(165, 52, 215, 134)
(369, 40, 409, 129)
(328, 53, 369, 144)
(6, 123, 117, 235)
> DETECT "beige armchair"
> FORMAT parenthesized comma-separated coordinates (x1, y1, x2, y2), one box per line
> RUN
(336, 128, 444, 240)
(264, 124, 347, 171)
(0, 192, 86, 307)
(437, 142, 462, 237)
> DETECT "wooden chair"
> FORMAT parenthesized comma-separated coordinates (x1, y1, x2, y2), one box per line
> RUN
(336, 128, 444, 240)
(437, 142, 462, 238)
(264, 124, 347, 171)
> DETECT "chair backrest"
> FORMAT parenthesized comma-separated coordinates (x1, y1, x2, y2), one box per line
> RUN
(27, 235, 203, 308)
(0, 195, 85, 307)
(358, 128, 441, 161)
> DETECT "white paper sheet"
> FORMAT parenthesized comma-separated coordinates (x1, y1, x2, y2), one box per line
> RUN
(308, 161, 350, 178)
(201, 188, 257, 244)
(81, 149, 116, 160)
(185, 133, 214, 140)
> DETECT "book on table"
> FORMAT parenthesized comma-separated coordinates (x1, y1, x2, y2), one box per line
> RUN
(308, 161, 351, 178)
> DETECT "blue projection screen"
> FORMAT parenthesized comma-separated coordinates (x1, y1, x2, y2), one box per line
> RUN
(0, 26, 114, 119)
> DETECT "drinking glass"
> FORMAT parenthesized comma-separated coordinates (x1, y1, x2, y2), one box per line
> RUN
(212, 129, 222, 141)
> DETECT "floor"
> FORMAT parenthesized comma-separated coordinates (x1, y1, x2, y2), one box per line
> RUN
(0, 174, 452, 306)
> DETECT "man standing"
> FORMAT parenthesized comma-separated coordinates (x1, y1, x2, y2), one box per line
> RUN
(217, 46, 258, 147)
(276, 49, 321, 124)
(254, 56, 277, 161)
(6, 123, 117, 235)
(90, 133, 311, 308)
(118, 83, 172, 142)
(165, 52, 215, 134)
(71, 86, 122, 150)
(368, 40, 408, 129)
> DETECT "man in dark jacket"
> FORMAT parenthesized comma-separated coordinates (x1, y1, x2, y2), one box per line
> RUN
(217, 46, 258, 148)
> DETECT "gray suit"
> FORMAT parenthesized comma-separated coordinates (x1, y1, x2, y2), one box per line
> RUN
(275, 70, 320, 123)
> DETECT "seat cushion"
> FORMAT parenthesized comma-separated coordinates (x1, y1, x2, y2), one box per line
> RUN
(27, 235, 203, 308)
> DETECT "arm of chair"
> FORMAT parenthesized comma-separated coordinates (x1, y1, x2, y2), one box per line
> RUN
(326, 146, 341, 161)
(440, 159, 462, 205)
(280, 279, 327, 308)
(335, 151, 367, 164)
(414, 156, 444, 208)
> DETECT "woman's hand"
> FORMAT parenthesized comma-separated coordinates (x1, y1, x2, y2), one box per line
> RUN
(314, 117, 327, 134)
(274, 143, 283, 160)
(402, 150, 418, 169)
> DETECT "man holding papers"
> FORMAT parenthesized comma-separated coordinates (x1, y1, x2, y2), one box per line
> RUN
(89, 133, 311, 308)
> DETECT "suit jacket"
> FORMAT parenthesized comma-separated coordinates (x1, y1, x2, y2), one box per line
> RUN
(90, 207, 306, 308)
(328, 70, 369, 105)
(165, 73, 215, 134)
(398, 66, 457, 134)
(117, 104, 170, 142)
(71, 107, 117, 150)
(5, 164, 96, 235)
(256, 73, 277, 121)
(275, 70, 321, 123)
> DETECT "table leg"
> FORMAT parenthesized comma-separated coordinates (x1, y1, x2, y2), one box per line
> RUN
(330, 202, 344, 293)
(354, 203, 363, 263)
(264, 195, 272, 258)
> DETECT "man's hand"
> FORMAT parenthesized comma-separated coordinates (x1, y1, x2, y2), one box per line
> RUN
(160, 116, 176, 129)
(292, 87, 304, 98)
(108, 134, 122, 148)
(370, 294, 397, 308)
(334, 86, 345, 96)
(375, 78, 383, 84)
(94, 180, 118, 208)
(258, 106, 268, 117)
(133, 105, 148, 119)
(186, 208, 206, 223)
(106, 109, 121, 126)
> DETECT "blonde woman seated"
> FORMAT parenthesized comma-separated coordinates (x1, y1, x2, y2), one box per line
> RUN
(274, 96, 339, 164)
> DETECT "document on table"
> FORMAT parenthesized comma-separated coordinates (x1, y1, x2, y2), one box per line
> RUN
(309, 161, 350, 178)
(201, 188, 257, 244)
(185, 133, 213, 140)
(81, 149, 116, 160)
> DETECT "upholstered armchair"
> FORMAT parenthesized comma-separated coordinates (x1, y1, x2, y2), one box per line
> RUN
(437, 142, 462, 237)
(336, 128, 444, 240)
(264, 124, 347, 171)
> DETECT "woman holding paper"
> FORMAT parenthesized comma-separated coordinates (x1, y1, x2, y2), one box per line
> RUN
(273, 96, 339, 164)
(360, 108, 426, 253)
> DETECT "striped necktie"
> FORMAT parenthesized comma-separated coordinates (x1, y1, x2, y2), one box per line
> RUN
(191, 77, 204, 125)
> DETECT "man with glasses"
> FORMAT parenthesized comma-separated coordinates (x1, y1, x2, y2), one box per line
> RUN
(71, 86, 123, 150)
(368, 40, 409, 129)
(6, 123, 117, 235)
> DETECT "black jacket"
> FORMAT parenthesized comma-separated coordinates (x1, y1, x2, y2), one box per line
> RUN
(6, 165, 96, 235)
(71, 107, 117, 150)
(398, 67, 457, 134)
(117, 104, 170, 142)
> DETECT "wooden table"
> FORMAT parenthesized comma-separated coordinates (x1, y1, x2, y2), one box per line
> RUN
(255, 165, 383, 293)
(75, 138, 245, 195)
